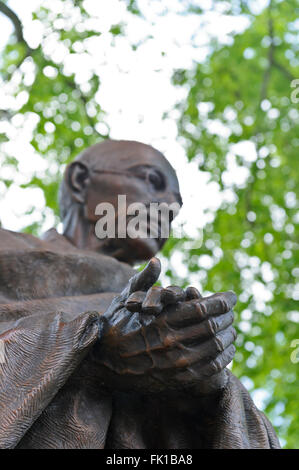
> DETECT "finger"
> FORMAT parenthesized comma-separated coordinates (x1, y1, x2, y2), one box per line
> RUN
(174, 344, 236, 384)
(117, 320, 236, 370)
(174, 326, 237, 368)
(185, 286, 202, 300)
(197, 291, 237, 317)
(163, 310, 234, 345)
(129, 257, 161, 294)
(193, 343, 236, 378)
(125, 291, 146, 312)
(143, 310, 234, 353)
(160, 286, 186, 305)
(164, 292, 237, 327)
(148, 326, 237, 370)
(142, 286, 164, 315)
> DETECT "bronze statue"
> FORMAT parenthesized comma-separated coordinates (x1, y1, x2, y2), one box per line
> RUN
(0, 140, 280, 448)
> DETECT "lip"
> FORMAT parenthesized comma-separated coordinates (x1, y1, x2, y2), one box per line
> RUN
(133, 237, 160, 258)
(125, 215, 165, 241)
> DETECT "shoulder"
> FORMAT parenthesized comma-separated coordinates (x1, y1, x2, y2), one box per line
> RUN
(0, 227, 136, 297)
(0, 228, 45, 252)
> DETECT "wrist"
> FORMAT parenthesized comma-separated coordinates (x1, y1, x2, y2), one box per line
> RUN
(188, 369, 229, 397)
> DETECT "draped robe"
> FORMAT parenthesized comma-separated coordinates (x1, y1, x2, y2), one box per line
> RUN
(0, 228, 280, 449)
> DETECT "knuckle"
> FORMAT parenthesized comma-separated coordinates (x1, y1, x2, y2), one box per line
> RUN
(220, 296, 229, 313)
(229, 344, 236, 359)
(198, 300, 208, 316)
(231, 327, 237, 341)
(210, 357, 221, 375)
(194, 301, 204, 320)
(214, 334, 224, 353)
(207, 317, 217, 336)
(163, 333, 176, 348)
(175, 355, 189, 368)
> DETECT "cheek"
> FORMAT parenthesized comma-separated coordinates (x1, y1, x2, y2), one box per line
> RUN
(84, 183, 145, 222)
(83, 178, 180, 222)
(84, 186, 119, 222)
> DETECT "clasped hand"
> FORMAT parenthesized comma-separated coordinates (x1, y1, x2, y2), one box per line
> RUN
(96, 258, 237, 395)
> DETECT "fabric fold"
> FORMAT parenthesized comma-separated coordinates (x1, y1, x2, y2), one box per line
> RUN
(0, 310, 99, 448)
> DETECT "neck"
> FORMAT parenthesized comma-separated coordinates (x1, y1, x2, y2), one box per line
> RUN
(62, 206, 151, 266)
(62, 206, 120, 257)
(62, 205, 92, 250)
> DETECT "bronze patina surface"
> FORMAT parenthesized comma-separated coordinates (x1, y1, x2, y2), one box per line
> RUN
(0, 140, 280, 448)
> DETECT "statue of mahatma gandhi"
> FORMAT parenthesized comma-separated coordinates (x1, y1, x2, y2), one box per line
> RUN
(0, 140, 280, 448)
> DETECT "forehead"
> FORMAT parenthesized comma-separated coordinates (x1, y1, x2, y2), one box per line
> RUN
(79, 140, 180, 191)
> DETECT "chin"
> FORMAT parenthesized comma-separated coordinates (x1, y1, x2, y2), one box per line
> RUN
(103, 237, 162, 265)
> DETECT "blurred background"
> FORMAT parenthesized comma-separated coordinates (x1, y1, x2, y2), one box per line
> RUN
(0, 0, 298, 448)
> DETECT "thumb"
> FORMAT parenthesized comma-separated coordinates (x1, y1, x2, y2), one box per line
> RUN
(129, 257, 161, 294)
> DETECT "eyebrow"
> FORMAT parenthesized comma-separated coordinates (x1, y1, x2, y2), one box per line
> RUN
(92, 169, 134, 176)
(92, 166, 183, 205)
(92, 164, 160, 177)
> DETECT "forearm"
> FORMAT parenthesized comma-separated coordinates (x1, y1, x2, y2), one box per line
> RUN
(0, 292, 117, 327)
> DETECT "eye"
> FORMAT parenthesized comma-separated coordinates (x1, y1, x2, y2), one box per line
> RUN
(148, 169, 166, 191)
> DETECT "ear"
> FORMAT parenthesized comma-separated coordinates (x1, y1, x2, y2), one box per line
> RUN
(66, 161, 90, 204)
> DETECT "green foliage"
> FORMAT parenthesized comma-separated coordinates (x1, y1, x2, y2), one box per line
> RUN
(167, 0, 299, 448)
(0, 0, 107, 224)
(0, 0, 298, 448)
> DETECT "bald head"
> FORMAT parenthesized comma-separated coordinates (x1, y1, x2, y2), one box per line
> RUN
(74, 140, 173, 170)
(75, 140, 179, 190)
(59, 139, 182, 263)
(60, 139, 181, 220)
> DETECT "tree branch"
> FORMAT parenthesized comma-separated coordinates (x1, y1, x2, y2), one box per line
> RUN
(0, 1, 26, 44)
(0, 1, 34, 81)
(272, 59, 295, 82)
(260, 0, 295, 100)
(260, 2, 274, 103)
